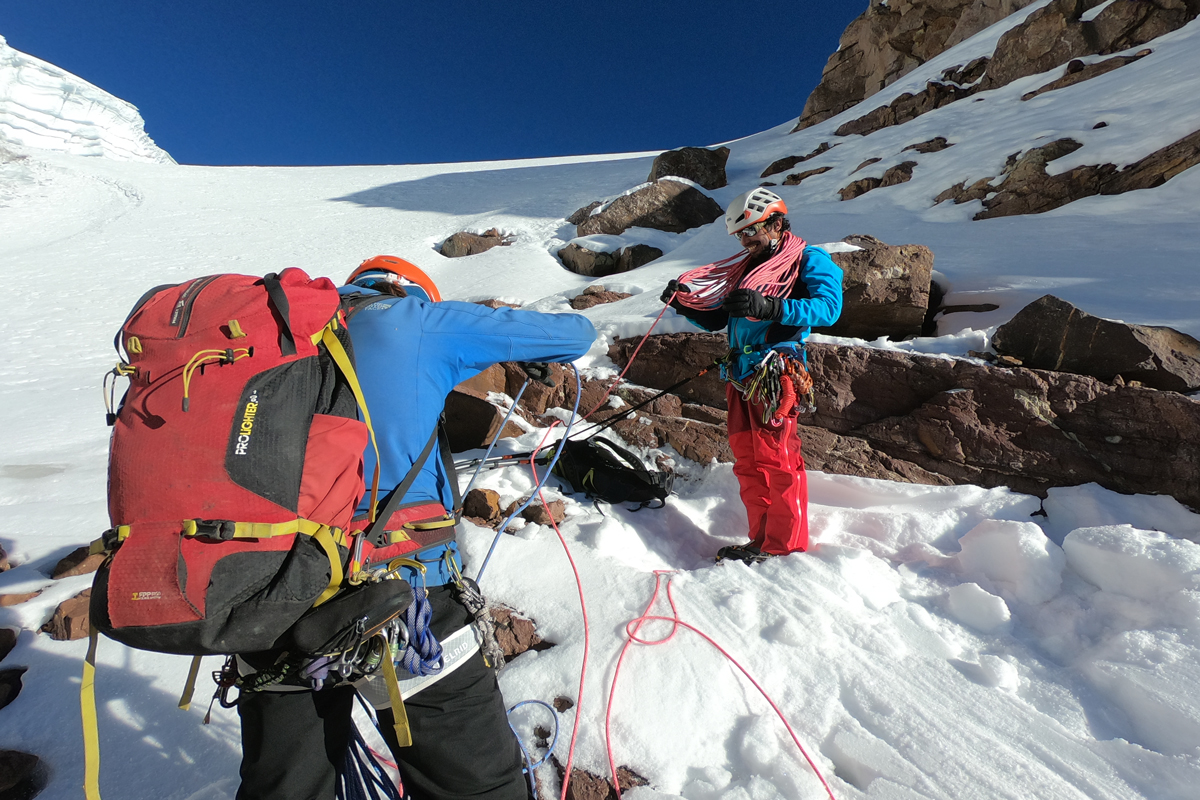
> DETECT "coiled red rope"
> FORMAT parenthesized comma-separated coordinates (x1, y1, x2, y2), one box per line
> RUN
(675, 231, 807, 310)
(604, 572, 837, 800)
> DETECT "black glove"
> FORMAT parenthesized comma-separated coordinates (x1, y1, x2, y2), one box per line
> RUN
(723, 288, 783, 320)
(660, 280, 690, 305)
(518, 361, 555, 386)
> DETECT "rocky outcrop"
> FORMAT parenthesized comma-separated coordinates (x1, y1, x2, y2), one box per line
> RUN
(442, 388, 525, 452)
(604, 332, 1200, 508)
(818, 235, 936, 341)
(835, 80, 978, 138)
(553, 759, 648, 800)
(0, 667, 24, 712)
(573, 180, 723, 236)
(647, 146, 730, 190)
(489, 606, 546, 659)
(570, 285, 632, 310)
(981, 0, 1198, 92)
(795, 0, 1036, 130)
(1021, 49, 1152, 100)
(0, 750, 40, 797)
(464, 488, 505, 528)
(992, 295, 1200, 392)
(0, 592, 41, 607)
(0, 544, 8, 571)
(838, 161, 918, 200)
(782, 166, 833, 186)
(440, 228, 514, 258)
(41, 590, 91, 641)
(931, 129, 1200, 217)
(0, 629, 15, 663)
(761, 142, 837, 178)
(558, 243, 663, 277)
(904, 136, 954, 153)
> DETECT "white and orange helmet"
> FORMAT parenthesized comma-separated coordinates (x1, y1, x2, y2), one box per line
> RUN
(724, 188, 788, 235)
(346, 255, 442, 302)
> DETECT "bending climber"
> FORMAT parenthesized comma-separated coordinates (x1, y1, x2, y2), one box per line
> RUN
(660, 189, 842, 564)
(235, 255, 597, 800)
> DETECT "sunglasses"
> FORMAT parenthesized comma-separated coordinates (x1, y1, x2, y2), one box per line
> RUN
(736, 222, 766, 239)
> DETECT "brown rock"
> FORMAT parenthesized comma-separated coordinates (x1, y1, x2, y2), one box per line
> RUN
(52, 546, 106, 579)
(681, 404, 727, 425)
(41, 589, 91, 641)
(0, 592, 41, 608)
(0, 629, 16, 663)
(463, 488, 503, 524)
(903, 136, 954, 153)
(574, 180, 723, 237)
(554, 758, 648, 800)
(489, 605, 546, 659)
(442, 390, 524, 453)
(0, 545, 8, 572)
(558, 244, 663, 278)
(992, 295, 1200, 392)
(456, 363, 507, 397)
(934, 177, 995, 205)
(474, 298, 522, 310)
(761, 142, 837, 178)
(818, 235, 935, 341)
(567, 201, 603, 226)
(852, 158, 883, 173)
(782, 166, 833, 186)
(795, 0, 1037, 130)
(570, 285, 632, 311)
(838, 161, 917, 201)
(608, 333, 730, 409)
(647, 146, 730, 190)
(440, 228, 513, 258)
(941, 56, 991, 85)
(0, 750, 40, 795)
(522, 499, 566, 526)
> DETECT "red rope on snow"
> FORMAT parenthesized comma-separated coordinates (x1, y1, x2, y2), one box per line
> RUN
(604, 572, 837, 800)
(675, 231, 807, 311)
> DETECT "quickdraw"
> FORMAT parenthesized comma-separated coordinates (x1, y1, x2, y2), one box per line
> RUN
(727, 349, 816, 426)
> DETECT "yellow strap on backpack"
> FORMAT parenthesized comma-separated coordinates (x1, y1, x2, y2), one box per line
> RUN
(82, 626, 102, 800)
(321, 324, 382, 523)
(380, 645, 413, 747)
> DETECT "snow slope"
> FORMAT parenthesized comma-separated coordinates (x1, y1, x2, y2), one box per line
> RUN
(2, 11, 1200, 800)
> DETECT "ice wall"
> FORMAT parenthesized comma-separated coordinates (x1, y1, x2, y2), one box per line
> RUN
(0, 34, 173, 163)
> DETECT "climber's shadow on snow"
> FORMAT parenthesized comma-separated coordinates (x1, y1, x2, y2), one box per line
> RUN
(6, 637, 242, 800)
(329, 157, 651, 218)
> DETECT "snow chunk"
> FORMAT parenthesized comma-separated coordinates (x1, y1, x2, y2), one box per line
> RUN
(948, 582, 1012, 633)
(1062, 525, 1200, 602)
(956, 520, 1066, 605)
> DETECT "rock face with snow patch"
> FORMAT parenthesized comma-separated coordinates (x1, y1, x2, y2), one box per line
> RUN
(557, 242, 663, 277)
(816, 234, 936, 341)
(572, 179, 723, 236)
(0, 35, 173, 163)
(647, 145, 729, 190)
(794, 0, 1037, 130)
(440, 228, 513, 258)
(992, 294, 1200, 392)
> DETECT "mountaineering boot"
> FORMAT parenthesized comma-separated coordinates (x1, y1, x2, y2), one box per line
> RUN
(716, 542, 774, 565)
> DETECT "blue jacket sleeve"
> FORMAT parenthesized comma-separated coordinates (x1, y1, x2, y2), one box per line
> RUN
(777, 247, 843, 329)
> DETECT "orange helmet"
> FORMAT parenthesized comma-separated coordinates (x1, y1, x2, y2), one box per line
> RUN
(725, 188, 788, 235)
(345, 255, 442, 302)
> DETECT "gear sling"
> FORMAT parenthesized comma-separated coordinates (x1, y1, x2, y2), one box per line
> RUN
(81, 269, 399, 799)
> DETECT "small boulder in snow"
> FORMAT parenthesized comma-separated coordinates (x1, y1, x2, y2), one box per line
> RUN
(647, 145, 729, 190)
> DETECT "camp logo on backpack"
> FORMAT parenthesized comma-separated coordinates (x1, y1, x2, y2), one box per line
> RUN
(90, 268, 374, 656)
(547, 436, 674, 508)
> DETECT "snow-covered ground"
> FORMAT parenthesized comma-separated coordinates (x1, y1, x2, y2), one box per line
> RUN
(2, 8, 1199, 800)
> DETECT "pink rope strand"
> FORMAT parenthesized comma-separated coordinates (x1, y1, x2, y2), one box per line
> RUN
(675, 231, 807, 310)
(604, 572, 837, 800)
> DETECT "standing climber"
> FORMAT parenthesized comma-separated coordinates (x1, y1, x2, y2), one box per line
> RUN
(235, 255, 597, 800)
(660, 189, 842, 564)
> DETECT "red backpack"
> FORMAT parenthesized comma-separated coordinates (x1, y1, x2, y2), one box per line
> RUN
(90, 268, 376, 655)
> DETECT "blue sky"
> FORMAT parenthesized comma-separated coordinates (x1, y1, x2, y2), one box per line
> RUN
(2, 1, 864, 166)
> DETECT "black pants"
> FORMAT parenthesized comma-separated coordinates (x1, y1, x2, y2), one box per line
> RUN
(236, 585, 527, 800)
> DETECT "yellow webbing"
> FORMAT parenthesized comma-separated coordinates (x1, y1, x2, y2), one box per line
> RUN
(179, 518, 351, 549)
(178, 655, 203, 710)
(321, 325, 381, 522)
(82, 626, 102, 800)
(380, 648, 413, 747)
(311, 526, 344, 607)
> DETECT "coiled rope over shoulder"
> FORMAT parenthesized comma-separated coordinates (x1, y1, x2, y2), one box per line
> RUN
(674, 231, 807, 310)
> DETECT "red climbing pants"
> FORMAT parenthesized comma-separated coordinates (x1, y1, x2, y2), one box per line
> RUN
(726, 383, 809, 555)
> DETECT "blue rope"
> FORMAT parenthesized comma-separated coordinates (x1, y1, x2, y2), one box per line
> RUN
(507, 699, 560, 798)
(337, 711, 403, 800)
(475, 363, 582, 583)
(397, 586, 443, 677)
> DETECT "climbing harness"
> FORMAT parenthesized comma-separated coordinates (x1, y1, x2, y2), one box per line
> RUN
(725, 347, 815, 425)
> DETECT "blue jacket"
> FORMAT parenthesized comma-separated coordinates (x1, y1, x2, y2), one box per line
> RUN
(672, 245, 843, 379)
(340, 287, 597, 584)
